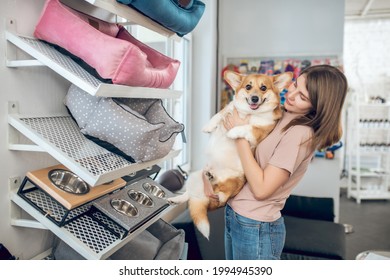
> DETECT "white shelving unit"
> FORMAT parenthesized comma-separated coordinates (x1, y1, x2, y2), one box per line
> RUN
(7, 0, 184, 259)
(5, 31, 182, 99)
(8, 113, 180, 186)
(10, 187, 176, 260)
(67, 0, 180, 40)
(347, 99, 390, 203)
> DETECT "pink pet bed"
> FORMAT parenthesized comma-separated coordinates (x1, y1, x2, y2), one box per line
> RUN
(34, 0, 180, 88)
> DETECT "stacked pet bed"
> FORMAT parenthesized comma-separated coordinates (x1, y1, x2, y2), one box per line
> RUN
(52, 219, 186, 260)
(65, 85, 184, 163)
(116, 0, 206, 36)
(34, 0, 180, 88)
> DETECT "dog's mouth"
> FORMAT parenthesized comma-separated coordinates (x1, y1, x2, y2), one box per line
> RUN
(247, 97, 266, 110)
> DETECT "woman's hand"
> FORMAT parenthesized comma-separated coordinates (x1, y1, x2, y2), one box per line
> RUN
(202, 172, 219, 201)
(223, 108, 250, 131)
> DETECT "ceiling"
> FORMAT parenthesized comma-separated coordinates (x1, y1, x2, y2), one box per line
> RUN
(345, 0, 390, 20)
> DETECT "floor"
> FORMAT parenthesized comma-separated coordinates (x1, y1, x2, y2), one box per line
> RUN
(338, 189, 390, 260)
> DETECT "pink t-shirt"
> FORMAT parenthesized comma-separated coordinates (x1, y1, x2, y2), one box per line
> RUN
(228, 111, 314, 222)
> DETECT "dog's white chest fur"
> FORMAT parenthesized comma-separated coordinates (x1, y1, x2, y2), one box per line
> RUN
(205, 124, 243, 181)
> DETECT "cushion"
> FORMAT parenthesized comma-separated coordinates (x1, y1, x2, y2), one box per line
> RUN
(65, 85, 184, 162)
(157, 167, 187, 192)
(282, 216, 346, 260)
(281, 195, 335, 222)
(34, 0, 180, 88)
(53, 219, 185, 260)
(116, 0, 205, 36)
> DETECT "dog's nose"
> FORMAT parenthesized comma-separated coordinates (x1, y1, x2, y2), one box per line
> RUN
(251, 96, 259, 103)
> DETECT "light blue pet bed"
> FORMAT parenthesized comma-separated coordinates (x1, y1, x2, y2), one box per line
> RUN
(116, 0, 205, 36)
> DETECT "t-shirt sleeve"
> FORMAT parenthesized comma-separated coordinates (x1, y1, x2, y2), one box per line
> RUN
(268, 126, 313, 174)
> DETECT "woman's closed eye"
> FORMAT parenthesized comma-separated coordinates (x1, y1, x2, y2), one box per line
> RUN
(299, 93, 309, 101)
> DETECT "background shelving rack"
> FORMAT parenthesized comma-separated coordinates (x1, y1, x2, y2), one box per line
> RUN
(346, 99, 390, 203)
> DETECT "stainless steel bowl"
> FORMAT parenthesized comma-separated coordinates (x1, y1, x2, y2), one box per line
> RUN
(48, 169, 89, 195)
(128, 190, 154, 207)
(142, 182, 166, 198)
(110, 199, 139, 217)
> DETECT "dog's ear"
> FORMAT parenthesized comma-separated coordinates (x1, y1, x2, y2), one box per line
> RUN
(224, 70, 242, 91)
(273, 72, 293, 92)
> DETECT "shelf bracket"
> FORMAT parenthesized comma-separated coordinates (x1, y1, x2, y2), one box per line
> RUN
(7, 101, 44, 152)
(9, 176, 47, 230)
(5, 18, 44, 68)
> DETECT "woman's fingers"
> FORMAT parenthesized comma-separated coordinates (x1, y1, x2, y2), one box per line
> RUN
(223, 113, 233, 130)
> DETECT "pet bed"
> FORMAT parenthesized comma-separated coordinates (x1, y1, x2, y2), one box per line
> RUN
(52, 219, 185, 260)
(116, 0, 206, 36)
(34, 0, 180, 88)
(65, 84, 184, 163)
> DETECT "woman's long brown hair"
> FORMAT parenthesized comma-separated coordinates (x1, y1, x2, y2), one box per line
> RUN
(283, 65, 348, 150)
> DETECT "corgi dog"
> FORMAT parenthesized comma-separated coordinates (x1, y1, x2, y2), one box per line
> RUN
(168, 70, 293, 239)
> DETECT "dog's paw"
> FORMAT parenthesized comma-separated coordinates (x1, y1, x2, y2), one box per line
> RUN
(202, 124, 216, 133)
(167, 193, 188, 204)
(227, 126, 255, 143)
(226, 127, 240, 139)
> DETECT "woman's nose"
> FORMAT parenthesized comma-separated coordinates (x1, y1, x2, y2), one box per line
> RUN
(287, 89, 298, 99)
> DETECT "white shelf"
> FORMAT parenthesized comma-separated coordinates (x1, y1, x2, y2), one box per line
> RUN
(350, 150, 390, 156)
(5, 31, 182, 99)
(350, 170, 389, 177)
(8, 114, 180, 186)
(348, 189, 390, 201)
(347, 97, 390, 204)
(77, 0, 180, 40)
(358, 103, 390, 107)
(10, 188, 177, 260)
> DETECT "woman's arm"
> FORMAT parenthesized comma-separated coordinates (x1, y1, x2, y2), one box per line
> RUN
(234, 138, 290, 200)
(225, 109, 290, 200)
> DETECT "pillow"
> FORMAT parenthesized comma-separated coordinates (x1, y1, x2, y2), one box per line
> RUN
(65, 85, 184, 162)
(281, 195, 335, 222)
(34, 0, 180, 88)
(116, 0, 206, 37)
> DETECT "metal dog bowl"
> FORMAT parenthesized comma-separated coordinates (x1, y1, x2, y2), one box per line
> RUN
(48, 169, 89, 195)
(128, 190, 154, 207)
(110, 199, 139, 217)
(142, 182, 166, 198)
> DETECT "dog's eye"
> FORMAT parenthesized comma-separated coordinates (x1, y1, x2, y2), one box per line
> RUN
(260, 85, 267, 91)
(245, 84, 252, 90)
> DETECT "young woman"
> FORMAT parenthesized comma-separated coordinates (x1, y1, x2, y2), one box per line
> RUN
(204, 64, 348, 260)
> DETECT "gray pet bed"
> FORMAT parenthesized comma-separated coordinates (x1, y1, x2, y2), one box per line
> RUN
(52, 219, 185, 260)
(64, 85, 184, 162)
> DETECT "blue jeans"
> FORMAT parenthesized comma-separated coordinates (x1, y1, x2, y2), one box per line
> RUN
(224, 204, 286, 260)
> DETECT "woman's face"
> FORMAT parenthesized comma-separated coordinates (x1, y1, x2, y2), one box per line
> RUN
(284, 74, 313, 114)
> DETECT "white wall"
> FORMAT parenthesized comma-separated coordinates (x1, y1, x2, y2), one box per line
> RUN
(190, 0, 218, 170)
(219, 0, 345, 58)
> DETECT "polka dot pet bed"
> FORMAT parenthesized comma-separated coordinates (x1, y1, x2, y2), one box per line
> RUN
(65, 85, 185, 162)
